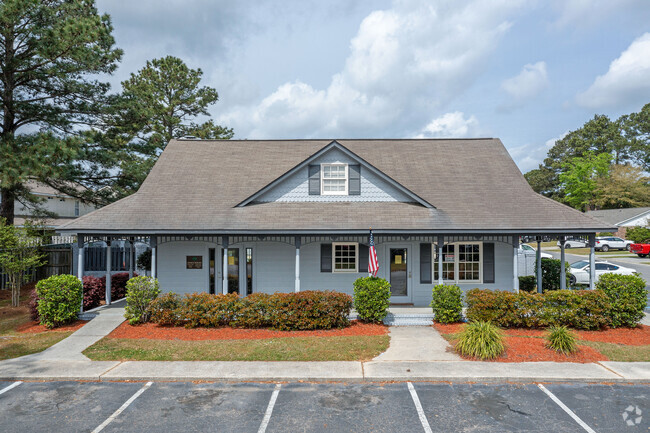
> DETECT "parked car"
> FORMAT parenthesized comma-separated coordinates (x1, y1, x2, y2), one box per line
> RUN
(630, 240, 650, 258)
(568, 260, 637, 285)
(595, 236, 634, 252)
(519, 244, 552, 259)
(557, 238, 587, 248)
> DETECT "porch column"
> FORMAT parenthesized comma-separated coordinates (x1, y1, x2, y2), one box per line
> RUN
(588, 234, 596, 290)
(105, 240, 112, 305)
(77, 235, 85, 313)
(222, 237, 229, 295)
(513, 235, 519, 293)
(437, 235, 444, 285)
(294, 236, 301, 292)
(150, 236, 157, 278)
(536, 236, 543, 293)
(128, 238, 135, 279)
(560, 236, 567, 290)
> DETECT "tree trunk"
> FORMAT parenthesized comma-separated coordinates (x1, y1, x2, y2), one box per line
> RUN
(11, 277, 20, 308)
(0, 187, 16, 225)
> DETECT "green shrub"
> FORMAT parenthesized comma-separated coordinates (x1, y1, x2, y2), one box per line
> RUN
(546, 326, 577, 354)
(626, 226, 650, 244)
(455, 321, 505, 360)
(431, 284, 463, 323)
(182, 292, 240, 328)
(537, 258, 572, 291)
(35, 275, 83, 328)
(597, 273, 648, 328)
(124, 276, 160, 325)
(353, 277, 391, 323)
(518, 276, 536, 293)
(465, 288, 609, 330)
(232, 293, 272, 328)
(268, 291, 352, 331)
(147, 292, 182, 325)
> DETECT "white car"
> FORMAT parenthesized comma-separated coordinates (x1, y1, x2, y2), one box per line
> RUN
(557, 238, 587, 248)
(520, 244, 552, 259)
(595, 236, 634, 252)
(568, 260, 637, 285)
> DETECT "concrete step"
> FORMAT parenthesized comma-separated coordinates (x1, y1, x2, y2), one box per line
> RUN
(349, 312, 435, 326)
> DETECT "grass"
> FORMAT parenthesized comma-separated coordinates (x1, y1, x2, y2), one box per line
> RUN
(83, 334, 390, 361)
(580, 341, 650, 362)
(454, 321, 505, 360)
(546, 326, 577, 354)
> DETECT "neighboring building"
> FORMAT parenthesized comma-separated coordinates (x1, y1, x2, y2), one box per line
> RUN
(58, 139, 612, 307)
(5, 180, 97, 229)
(585, 207, 650, 238)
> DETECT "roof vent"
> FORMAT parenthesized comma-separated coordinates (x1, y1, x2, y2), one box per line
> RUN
(178, 135, 199, 140)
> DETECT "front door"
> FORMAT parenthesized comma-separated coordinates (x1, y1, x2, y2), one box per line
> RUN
(389, 247, 410, 303)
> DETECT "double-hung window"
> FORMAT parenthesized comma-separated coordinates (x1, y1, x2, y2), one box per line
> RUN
(321, 163, 348, 195)
(433, 242, 482, 283)
(332, 242, 358, 272)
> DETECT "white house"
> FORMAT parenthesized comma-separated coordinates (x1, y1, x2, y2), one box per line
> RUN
(57, 138, 613, 306)
(586, 207, 650, 238)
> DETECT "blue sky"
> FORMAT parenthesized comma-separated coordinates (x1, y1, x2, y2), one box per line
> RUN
(97, 0, 650, 174)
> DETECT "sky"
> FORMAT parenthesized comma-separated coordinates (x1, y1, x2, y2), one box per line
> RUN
(96, 0, 650, 174)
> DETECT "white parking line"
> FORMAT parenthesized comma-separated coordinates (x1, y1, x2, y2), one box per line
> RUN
(407, 382, 433, 433)
(537, 384, 597, 433)
(258, 383, 281, 433)
(0, 381, 22, 395)
(92, 382, 153, 433)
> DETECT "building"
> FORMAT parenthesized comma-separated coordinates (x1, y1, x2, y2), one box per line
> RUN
(586, 207, 650, 238)
(57, 139, 613, 306)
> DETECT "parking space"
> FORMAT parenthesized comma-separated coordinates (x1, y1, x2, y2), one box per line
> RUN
(0, 380, 648, 432)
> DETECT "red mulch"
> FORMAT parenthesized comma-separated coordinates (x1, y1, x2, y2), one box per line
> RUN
(432, 322, 650, 363)
(108, 320, 389, 341)
(17, 320, 88, 334)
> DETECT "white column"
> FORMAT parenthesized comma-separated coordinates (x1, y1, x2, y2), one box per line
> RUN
(589, 234, 596, 290)
(437, 235, 444, 285)
(513, 235, 519, 293)
(128, 238, 134, 279)
(222, 237, 229, 295)
(105, 240, 112, 305)
(295, 237, 301, 292)
(560, 236, 566, 290)
(536, 236, 543, 293)
(150, 236, 157, 278)
(77, 235, 85, 313)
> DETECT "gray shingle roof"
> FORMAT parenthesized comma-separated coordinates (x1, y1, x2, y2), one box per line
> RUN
(585, 207, 650, 226)
(58, 138, 613, 234)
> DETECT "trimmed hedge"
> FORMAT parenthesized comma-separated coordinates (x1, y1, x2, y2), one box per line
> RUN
(147, 290, 353, 331)
(465, 288, 610, 330)
(431, 284, 463, 323)
(596, 273, 647, 328)
(518, 276, 536, 293)
(124, 276, 160, 325)
(353, 277, 391, 323)
(82, 276, 105, 310)
(538, 258, 572, 291)
(35, 275, 83, 328)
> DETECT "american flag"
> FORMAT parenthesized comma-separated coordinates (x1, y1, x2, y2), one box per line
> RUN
(368, 229, 379, 277)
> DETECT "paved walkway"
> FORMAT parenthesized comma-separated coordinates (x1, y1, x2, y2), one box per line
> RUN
(19, 302, 126, 361)
(373, 326, 460, 361)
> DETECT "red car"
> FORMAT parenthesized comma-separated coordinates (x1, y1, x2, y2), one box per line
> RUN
(630, 241, 650, 258)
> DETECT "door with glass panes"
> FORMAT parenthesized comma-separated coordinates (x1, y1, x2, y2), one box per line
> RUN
(388, 246, 410, 303)
(209, 247, 254, 295)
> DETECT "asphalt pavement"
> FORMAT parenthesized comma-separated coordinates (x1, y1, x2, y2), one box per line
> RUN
(1, 381, 648, 432)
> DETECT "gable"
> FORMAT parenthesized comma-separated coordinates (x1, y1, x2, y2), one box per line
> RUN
(254, 148, 413, 203)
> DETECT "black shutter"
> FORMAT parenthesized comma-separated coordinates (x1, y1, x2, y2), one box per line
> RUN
(320, 243, 332, 272)
(483, 242, 495, 283)
(358, 244, 368, 273)
(420, 243, 432, 284)
(309, 164, 320, 195)
(349, 164, 361, 195)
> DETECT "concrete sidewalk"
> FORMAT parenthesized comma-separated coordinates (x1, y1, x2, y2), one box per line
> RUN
(18, 301, 126, 362)
(373, 326, 460, 361)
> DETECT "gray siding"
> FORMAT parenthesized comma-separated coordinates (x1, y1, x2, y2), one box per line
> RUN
(158, 241, 212, 294)
(256, 148, 411, 203)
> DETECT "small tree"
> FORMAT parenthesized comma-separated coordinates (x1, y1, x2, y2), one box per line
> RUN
(0, 219, 45, 306)
(626, 226, 650, 243)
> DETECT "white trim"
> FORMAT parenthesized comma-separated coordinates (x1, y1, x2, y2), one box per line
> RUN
(332, 241, 358, 272)
(321, 163, 348, 195)
(432, 241, 483, 284)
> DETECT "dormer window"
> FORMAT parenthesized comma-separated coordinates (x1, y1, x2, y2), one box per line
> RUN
(321, 163, 348, 195)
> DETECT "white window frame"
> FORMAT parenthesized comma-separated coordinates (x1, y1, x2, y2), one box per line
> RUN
(332, 241, 358, 273)
(74, 200, 80, 217)
(432, 241, 483, 284)
(321, 163, 348, 195)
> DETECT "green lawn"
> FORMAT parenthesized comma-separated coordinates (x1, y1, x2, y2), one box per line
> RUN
(84, 335, 390, 362)
(580, 341, 650, 362)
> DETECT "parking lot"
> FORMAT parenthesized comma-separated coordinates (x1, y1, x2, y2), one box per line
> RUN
(0, 380, 648, 432)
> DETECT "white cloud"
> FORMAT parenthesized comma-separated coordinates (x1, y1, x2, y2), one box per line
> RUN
(499, 61, 548, 109)
(552, 0, 647, 29)
(415, 112, 480, 138)
(510, 131, 568, 173)
(219, 0, 523, 138)
(576, 33, 650, 109)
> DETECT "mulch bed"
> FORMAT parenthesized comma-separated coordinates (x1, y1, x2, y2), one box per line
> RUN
(17, 320, 88, 334)
(433, 322, 649, 363)
(108, 320, 388, 341)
